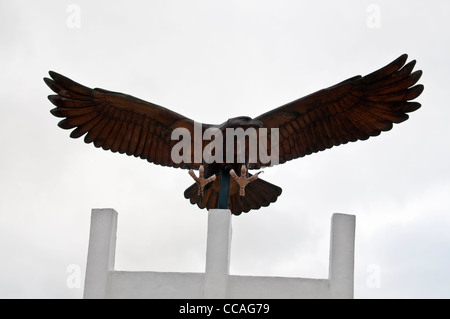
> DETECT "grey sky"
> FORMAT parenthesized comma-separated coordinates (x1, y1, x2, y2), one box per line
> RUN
(0, 0, 449, 298)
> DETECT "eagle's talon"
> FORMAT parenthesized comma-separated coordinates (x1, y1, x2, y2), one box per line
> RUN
(189, 165, 216, 197)
(230, 166, 260, 197)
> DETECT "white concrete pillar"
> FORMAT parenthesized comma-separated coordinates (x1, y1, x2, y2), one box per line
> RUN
(204, 209, 232, 298)
(82, 209, 355, 299)
(329, 213, 356, 299)
(83, 208, 118, 299)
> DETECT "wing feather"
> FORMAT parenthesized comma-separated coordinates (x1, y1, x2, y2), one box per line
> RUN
(86, 117, 109, 144)
(95, 119, 117, 149)
(50, 106, 97, 118)
(135, 121, 149, 157)
(58, 112, 99, 129)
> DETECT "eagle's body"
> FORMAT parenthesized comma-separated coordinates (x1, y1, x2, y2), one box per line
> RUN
(183, 116, 282, 214)
(45, 54, 423, 215)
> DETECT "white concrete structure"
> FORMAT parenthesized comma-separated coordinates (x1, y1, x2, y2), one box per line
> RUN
(84, 209, 355, 299)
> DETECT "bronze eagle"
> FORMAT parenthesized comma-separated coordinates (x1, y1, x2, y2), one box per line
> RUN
(44, 54, 423, 215)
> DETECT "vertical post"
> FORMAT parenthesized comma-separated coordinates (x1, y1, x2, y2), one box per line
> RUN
(218, 168, 231, 209)
(83, 208, 118, 299)
(329, 213, 356, 299)
(204, 209, 232, 298)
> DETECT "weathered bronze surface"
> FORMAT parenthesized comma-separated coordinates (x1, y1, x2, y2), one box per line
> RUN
(45, 54, 423, 215)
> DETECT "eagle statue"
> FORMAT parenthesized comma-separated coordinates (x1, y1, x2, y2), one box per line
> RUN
(44, 54, 423, 215)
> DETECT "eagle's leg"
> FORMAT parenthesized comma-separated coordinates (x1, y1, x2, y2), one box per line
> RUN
(229, 165, 261, 197)
(188, 165, 216, 199)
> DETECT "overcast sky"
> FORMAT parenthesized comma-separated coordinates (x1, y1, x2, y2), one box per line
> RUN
(1, 0, 449, 299)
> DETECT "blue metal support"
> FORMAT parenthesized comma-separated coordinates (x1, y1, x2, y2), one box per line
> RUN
(218, 167, 231, 209)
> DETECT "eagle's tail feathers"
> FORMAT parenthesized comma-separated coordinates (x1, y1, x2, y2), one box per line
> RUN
(184, 173, 282, 215)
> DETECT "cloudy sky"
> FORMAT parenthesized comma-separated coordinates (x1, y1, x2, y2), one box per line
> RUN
(1, 0, 449, 299)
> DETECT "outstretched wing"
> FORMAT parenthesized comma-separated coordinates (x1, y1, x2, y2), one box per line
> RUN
(253, 54, 424, 167)
(45, 71, 212, 169)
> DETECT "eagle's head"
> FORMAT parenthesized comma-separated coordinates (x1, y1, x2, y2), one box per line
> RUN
(225, 116, 264, 129)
